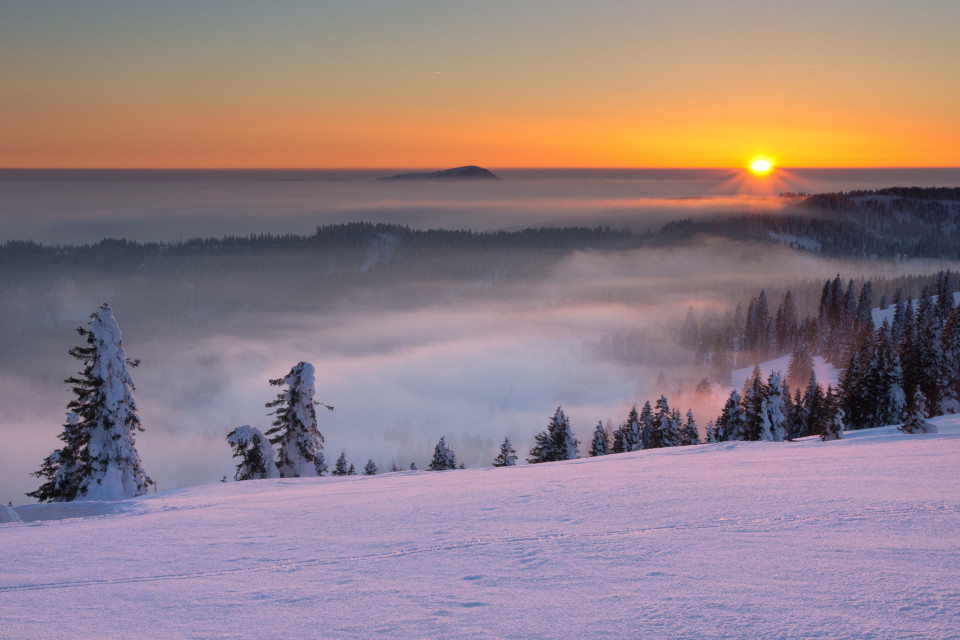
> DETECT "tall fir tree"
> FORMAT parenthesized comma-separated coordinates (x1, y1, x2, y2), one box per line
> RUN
(226, 425, 279, 481)
(493, 437, 518, 466)
(528, 406, 579, 463)
(265, 362, 331, 478)
(29, 304, 152, 502)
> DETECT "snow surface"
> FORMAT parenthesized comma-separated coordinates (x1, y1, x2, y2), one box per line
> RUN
(768, 231, 822, 253)
(872, 291, 960, 329)
(0, 503, 20, 523)
(731, 354, 839, 391)
(3, 417, 960, 639)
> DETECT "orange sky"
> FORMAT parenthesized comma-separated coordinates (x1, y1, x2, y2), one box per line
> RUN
(2, 1, 959, 169)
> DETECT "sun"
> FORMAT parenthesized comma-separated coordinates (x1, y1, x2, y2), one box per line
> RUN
(750, 158, 773, 175)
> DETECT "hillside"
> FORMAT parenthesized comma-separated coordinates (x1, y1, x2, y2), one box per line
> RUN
(3, 417, 959, 639)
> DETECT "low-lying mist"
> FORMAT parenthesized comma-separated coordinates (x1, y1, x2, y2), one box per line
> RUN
(3, 170, 958, 502)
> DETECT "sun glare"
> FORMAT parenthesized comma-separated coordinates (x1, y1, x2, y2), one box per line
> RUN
(750, 158, 773, 175)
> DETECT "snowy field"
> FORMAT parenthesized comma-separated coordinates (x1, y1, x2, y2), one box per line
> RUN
(3, 417, 960, 639)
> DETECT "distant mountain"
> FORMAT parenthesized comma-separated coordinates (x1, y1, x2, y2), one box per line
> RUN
(378, 165, 499, 181)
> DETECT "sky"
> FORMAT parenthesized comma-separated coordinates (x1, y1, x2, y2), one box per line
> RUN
(2, 0, 959, 169)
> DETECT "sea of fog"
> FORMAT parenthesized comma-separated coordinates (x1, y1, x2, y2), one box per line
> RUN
(3, 168, 960, 244)
(2, 168, 959, 502)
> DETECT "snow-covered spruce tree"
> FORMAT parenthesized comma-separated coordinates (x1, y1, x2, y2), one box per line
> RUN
(363, 459, 378, 475)
(226, 425, 279, 481)
(390, 462, 401, 473)
(332, 451, 350, 476)
(589, 421, 609, 456)
(914, 288, 946, 412)
(409, 462, 417, 471)
(493, 437, 518, 466)
(760, 372, 788, 441)
(638, 401, 655, 449)
(616, 405, 643, 452)
(667, 407, 684, 447)
(801, 373, 827, 438)
(428, 436, 458, 470)
(941, 304, 960, 414)
(716, 389, 746, 441)
(528, 406, 578, 463)
(29, 304, 152, 502)
(740, 367, 766, 441)
(28, 413, 83, 503)
(348, 463, 357, 475)
(786, 387, 805, 439)
(705, 420, 717, 444)
(265, 362, 332, 478)
(681, 410, 700, 445)
(647, 396, 673, 449)
(821, 390, 844, 441)
(899, 389, 937, 434)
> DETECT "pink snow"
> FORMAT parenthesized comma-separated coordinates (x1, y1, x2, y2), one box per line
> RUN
(3, 417, 959, 639)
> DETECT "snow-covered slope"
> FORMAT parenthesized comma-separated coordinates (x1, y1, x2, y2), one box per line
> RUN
(731, 354, 839, 391)
(3, 417, 960, 639)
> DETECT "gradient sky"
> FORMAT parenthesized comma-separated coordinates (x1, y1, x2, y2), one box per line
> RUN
(2, 0, 959, 168)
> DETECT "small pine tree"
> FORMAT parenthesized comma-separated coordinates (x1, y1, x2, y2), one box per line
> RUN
(347, 464, 357, 475)
(705, 420, 717, 444)
(681, 410, 700, 445)
(390, 462, 401, 473)
(428, 436, 458, 470)
(492, 437, 518, 467)
(899, 389, 937, 434)
(332, 451, 350, 476)
(226, 425, 279, 481)
(409, 462, 417, 471)
(589, 421, 610, 456)
(528, 406, 578, 463)
(716, 390, 747, 441)
(363, 459, 378, 475)
(821, 404, 844, 441)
